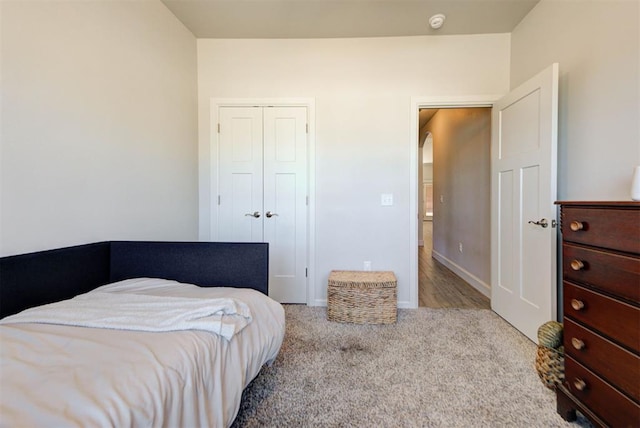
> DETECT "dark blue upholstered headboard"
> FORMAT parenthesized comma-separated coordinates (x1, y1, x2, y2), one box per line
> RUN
(0, 242, 111, 320)
(0, 241, 269, 319)
(110, 241, 269, 291)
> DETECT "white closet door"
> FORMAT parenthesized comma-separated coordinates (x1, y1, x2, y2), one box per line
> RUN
(218, 107, 264, 242)
(263, 107, 308, 303)
(217, 106, 308, 304)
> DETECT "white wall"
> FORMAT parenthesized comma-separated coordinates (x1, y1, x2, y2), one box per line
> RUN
(0, 0, 198, 256)
(422, 136, 433, 164)
(198, 35, 510, 306)
(511, 0, 640, 201)
(423, 164, 433, 181)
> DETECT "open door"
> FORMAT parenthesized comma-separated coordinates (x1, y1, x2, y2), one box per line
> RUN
(491, 63, 559, 342)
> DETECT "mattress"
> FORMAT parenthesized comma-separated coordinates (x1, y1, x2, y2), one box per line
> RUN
(0, 278, 285, 428)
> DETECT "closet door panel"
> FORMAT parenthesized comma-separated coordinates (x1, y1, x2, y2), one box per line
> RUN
(218, 107, 264, 242)
(264, 107, 308, 303)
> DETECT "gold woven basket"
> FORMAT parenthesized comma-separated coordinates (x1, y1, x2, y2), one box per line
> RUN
(535, 321, 565, 390)
(535, 345, 565, 389)
(327, 270, 397, 324)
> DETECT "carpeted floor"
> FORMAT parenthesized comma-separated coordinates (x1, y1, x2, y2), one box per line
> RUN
(232, 305, 589, 427)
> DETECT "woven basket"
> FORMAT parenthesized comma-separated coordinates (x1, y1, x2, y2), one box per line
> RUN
(538, 321, 563, 349)
(535, 321, 565, 390)
(535, 345, 565, 390)
(327, 270, 397, 324)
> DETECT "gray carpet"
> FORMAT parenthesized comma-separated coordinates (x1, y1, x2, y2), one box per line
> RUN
(232, 305, 589, 427)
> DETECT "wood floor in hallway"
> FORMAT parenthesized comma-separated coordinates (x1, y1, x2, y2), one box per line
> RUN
(419, 221, 490, 309)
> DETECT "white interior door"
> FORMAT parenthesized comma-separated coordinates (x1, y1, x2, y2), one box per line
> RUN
(217, 106, 308, 304)
(263, 107, 308, 303)
(491, 63, 559, 342)
(218, 107, 264, 242)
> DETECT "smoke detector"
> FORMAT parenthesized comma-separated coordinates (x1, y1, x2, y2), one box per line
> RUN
(429, 14, 446, 30)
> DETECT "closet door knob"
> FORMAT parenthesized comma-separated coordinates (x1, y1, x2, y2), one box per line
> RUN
(265, 211, 278, 218)
(570, 260, 585, 271)
(570, 221, 584, 231)
(245, 211, 261, 218)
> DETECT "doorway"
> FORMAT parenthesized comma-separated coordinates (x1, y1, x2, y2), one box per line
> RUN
(414, 105, 493, 309)
(411, 65, 559, 342)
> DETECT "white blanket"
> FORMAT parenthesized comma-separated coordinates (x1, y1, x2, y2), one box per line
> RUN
(0, 282, 252, 340)
(0, 278, 285, 428)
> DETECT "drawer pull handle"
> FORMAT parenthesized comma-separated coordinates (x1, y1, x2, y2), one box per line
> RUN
(571, 338, 585, 350)
(570, 260, 585, 271)
(570, 299, 585, 311)
(570, 221, 585, 231)
(573, 378, 587, 391)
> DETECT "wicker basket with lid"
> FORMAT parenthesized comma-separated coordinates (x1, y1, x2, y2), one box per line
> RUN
(327, 270, 397, 324)
(535, 321, 565, 390)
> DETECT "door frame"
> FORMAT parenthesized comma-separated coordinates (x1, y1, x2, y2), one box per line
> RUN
(202, 97, 316, 305)
(409, 95, 501, 309)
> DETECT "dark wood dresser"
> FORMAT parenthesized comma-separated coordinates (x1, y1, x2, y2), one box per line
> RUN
(555, 201, 640, 427)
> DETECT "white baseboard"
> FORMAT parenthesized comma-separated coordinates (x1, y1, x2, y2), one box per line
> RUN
(431, 250, 491, 298)
(310, 298, 327, 307)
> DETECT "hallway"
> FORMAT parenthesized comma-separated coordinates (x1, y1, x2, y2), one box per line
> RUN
(419, 222, 490, 309)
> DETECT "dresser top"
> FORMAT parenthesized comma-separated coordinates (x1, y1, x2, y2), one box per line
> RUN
(555, 201, 640, 208)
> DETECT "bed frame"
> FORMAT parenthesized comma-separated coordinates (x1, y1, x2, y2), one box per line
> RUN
(0, 241, 269, 319)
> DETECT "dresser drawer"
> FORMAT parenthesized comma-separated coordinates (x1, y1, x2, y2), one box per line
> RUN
(562, 207, 640, 254)
(564, 356, 640, 427)
(564, 318, 640, 402)
(563, 244, 640, 304)
(564, 282, 640, 352)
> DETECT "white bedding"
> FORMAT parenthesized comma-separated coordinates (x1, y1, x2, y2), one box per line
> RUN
(0, 285, 253, 340)
(0, 278, 285, 428)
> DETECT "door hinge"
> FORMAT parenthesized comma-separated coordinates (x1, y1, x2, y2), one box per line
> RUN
(306, 123, 309, 133)
(218, 195, 221, 205)
(305, 268, 308, 277)
(217, 123, 220, 133)
(306, 196, 309, 206)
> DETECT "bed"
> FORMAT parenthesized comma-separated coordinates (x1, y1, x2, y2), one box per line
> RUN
(0, 241, 284, 428)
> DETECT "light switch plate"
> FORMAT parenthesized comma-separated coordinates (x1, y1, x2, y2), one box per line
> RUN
(381, 193, 393, 206)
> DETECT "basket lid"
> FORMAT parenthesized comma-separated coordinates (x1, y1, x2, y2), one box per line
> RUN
(328, 270, 397, 287)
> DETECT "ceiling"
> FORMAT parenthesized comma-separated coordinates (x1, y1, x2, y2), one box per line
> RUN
(160, 0, 540, 39)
